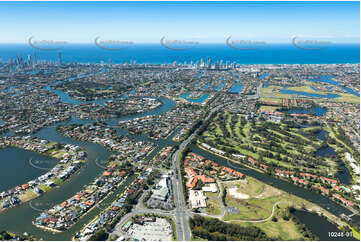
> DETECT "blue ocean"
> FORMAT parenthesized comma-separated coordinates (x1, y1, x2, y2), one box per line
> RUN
(0, 43, 359, 64)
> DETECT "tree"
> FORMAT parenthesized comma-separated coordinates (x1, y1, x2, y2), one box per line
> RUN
(89, 229, 107, 241)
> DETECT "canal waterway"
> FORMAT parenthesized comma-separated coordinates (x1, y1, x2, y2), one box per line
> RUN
(189, 144, 360, 226)
(180, 93, 210, 103)
(292, 210, 358, 241)
(229, 83, 243, 93)
(287, 106, 328, 116)
(0, 77, 359, 239)
(0, 92, 177, 240)
(0, 132, 112, 240)
(307, 75, 360, 97)
(0, 147, 58, 191)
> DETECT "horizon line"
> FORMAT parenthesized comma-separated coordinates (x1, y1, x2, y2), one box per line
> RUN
(0, 42, 359, 45)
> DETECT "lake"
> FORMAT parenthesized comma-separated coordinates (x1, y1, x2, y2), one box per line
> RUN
(287, 106, 328, 116)
(189, 144, 360, 226)
(0, 147, 58, 191)
(280, 89, 341, 98)
(307, 75, 360, 97)
(293, 210, 357, 241)
(315, 145, 336, 157)
(180, 93, 210, 103)
(229, 83, 243, 93)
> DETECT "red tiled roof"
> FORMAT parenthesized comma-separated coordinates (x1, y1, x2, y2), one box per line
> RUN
(103, 171, 112, 176)
(312, 185, 330, 195)
(300, 172, 318, 179)
(248, 157, 258, 164)
(320, 176, 338, 184)
(260, 163, 268, 169)
(187, 177, 198, 189)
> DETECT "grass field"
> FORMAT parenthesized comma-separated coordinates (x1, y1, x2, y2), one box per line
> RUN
(18, 190, 38, 202)
(204, 191, 221, 216)
(232, 209, 305, 240)
(51, 149, 66, 159)
(38, 184, 52, 192)
(222, 177, 285, 221)
(191, 175, 355, 240)
(261, 84, 359, 103)
(199, 111, 338, 173)
(218, 177, 345, 240)
(258, 105, 280, 111)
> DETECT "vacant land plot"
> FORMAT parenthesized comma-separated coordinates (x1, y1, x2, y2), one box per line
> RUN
(232, 209, 305, 241)
(204, 191, 221, 216)
(220, 177, 328, 240)
(222, 177, 285, 221)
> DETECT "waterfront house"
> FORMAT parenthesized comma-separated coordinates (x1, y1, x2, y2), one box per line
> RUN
(312, 185, 330, 195)
(274, 169, 295, 177)
(260, 163, 268, 170)
(320, 176, 338, 185)
(332, 193, 356, 207)
(300, 172, 318, 180)
(292, 177, 309, 186)
(248, 157, 258, 165)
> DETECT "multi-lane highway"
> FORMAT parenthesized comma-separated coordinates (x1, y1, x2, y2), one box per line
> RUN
(112, 105, 221, 241)
(171, 105, 222, 240)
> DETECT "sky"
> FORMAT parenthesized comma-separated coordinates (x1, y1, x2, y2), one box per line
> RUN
(0, 1, 359, 44)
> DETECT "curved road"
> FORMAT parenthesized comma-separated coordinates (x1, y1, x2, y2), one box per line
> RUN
(192, 201, 292, 223)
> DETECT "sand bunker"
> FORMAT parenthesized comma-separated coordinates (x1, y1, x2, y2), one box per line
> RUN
(255, 186, 282, 199)
(228, 187, 250, 199)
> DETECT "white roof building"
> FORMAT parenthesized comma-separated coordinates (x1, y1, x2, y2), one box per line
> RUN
(189, 190, 207, 209)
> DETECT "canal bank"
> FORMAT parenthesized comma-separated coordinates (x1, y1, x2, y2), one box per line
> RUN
(0, 132, 111, 240)
(188, 144, 360, 227)
(0, 96, 177, 240)
(0, 147, 58, 192)
(292, 210, 358, 241)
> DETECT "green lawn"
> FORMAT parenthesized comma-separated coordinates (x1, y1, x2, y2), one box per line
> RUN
(205, 191, 221, 216)
(198, 111, 338, 173)
(232, 209, 305, 241)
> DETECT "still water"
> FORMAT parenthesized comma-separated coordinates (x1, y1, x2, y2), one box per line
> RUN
(0, 90, 358, 240)
(189, 144, 360, 226)
(0, 147, 58, 191)
(293, 210, 357, 241)
(0, 96, 176, 240)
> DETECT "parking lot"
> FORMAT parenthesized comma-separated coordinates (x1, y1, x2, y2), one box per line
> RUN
(127, 217, 173, 241)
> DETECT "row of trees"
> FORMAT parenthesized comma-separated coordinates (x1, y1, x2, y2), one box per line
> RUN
(0, 231, 36, 241)
(284, 208, 319, 240)
(189, 215, 271, 241)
